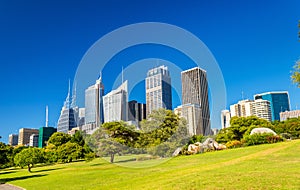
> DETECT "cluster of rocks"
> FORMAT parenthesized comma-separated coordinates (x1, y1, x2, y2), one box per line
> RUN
(172, 138, 227, 156)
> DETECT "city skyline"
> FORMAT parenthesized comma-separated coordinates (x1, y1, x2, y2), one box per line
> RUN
(1, 1, 300, 143)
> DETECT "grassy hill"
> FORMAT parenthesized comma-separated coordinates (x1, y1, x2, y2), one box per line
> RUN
(1, 140, 300, 190)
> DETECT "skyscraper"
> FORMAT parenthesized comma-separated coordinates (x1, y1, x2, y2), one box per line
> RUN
(83, 75, 104, 134)
(103, 80, 128, 122)
(181, 67, 211, 136)
(57, 81, 77, 133)
(128, 100, 146, 128)
(254, 91, 290, 121)
(145, 65, 172, 116)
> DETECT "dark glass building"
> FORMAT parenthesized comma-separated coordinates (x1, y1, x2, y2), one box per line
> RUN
(38, 127, 57, 148)
(254, 91, 290, 121)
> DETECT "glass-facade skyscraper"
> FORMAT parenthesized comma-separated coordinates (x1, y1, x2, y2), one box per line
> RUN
(83, 75, 104, 134)
(145, 65, 172, 116)
(254, 91, 290, 121)
(57, 81, 77, 133)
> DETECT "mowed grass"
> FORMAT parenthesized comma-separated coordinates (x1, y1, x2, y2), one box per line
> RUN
(1, 140, 300, 190)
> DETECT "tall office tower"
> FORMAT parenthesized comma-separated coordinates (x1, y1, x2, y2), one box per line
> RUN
(145, 65, 172, 116)
(254, 91, 290, 121)
(8, 134, 18, 146)
(38, 127, 57, 148)
(18, 128, 39, 146)
(57, 81, 77, 133)
(103, 80, 128, 122)
(29, 134, 39, 147)
(181, 67, 211, 136)
(128, 100, 146, 128)
(221, 110, 231, 129)
(280, 110, 300, 121)
(83, 75, 105, 134)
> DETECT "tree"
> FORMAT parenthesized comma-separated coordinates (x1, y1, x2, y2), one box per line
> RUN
(292, 59, 300, 87)
(0, 142, 14, 168)
(86, 126, 124, 163)
(56, 142, 83, 163)
(14, 148, 44, 172)
(47, 132, 72, 147)
(216, 116, 273, 143)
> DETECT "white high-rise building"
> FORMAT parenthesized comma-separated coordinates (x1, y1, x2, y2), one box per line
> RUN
(103, 80, 128, 122)
(221, 110, 231, 129)
(230, 99, 254, 117)
(251, 99, 272, 122)
(145, 65, 172, 116)
(229, 99, 271, 122)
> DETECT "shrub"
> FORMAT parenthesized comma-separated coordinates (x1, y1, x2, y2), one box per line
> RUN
(244, 133, 282, 146)
(225, 140, 244, 149)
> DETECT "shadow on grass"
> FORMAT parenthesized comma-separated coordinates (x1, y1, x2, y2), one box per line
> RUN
(0, 171, 17, 175)
(114, 158, 137, 163)
(0, 174, 47, 184)
(90, 163, 106, 167)
(32, 167, 64, 173)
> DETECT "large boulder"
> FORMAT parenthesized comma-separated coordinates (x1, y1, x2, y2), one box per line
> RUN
(187, 142, 204, 154)
(250, 128, 276, 135)
(203, 138, 226, 150)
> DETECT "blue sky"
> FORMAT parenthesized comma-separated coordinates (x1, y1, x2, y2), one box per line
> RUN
(0, 0, 299, 143)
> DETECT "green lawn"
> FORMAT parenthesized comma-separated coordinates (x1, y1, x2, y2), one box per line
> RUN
(1, 140, 300, 190)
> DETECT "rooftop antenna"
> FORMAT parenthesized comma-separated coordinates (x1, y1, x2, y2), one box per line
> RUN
(241, 91, 244, 100)
(45, 105, 48, 127)
(122, 66, 124, 84)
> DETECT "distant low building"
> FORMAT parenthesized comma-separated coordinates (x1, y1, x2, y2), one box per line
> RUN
(18, 128, 39, 146)
(221, 110, 231, 129)
(8, 134, 18, 146)
(280, 110, 300, 121)
(29, 134, 39, 147)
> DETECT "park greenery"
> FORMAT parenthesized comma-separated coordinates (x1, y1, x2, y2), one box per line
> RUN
(2, 109, 300, 170)
(1, 140, 299, 189)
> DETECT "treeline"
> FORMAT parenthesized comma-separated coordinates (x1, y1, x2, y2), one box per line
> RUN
(216, 116, 300, 148)
(0, 131, 95, 172)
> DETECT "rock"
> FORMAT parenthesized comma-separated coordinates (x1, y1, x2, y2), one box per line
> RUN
(250, 128, 277, 135)
(188, 142, 204, 154)
(172, 147, 182, 156)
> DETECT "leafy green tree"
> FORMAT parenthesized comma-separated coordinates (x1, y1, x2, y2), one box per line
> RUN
(216, 116, 273, 143)
(14, 147, 44, 172)
(56, 142, 83, 163)
(47, 132, 72, 147)
(0, 142, 14, 168)
(71, 131, 85, 147)
(292, 59, 300, 87)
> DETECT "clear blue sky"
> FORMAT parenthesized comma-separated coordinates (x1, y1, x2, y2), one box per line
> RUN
(1, 0, 299, 143)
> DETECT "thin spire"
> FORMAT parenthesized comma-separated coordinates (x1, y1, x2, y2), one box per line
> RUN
(64, 79, 71, 109)
(122, 66, 124, 84)
(242, 91, 244, 100)
(45, 105, 48, 127)
(71, 81, 77, 108)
